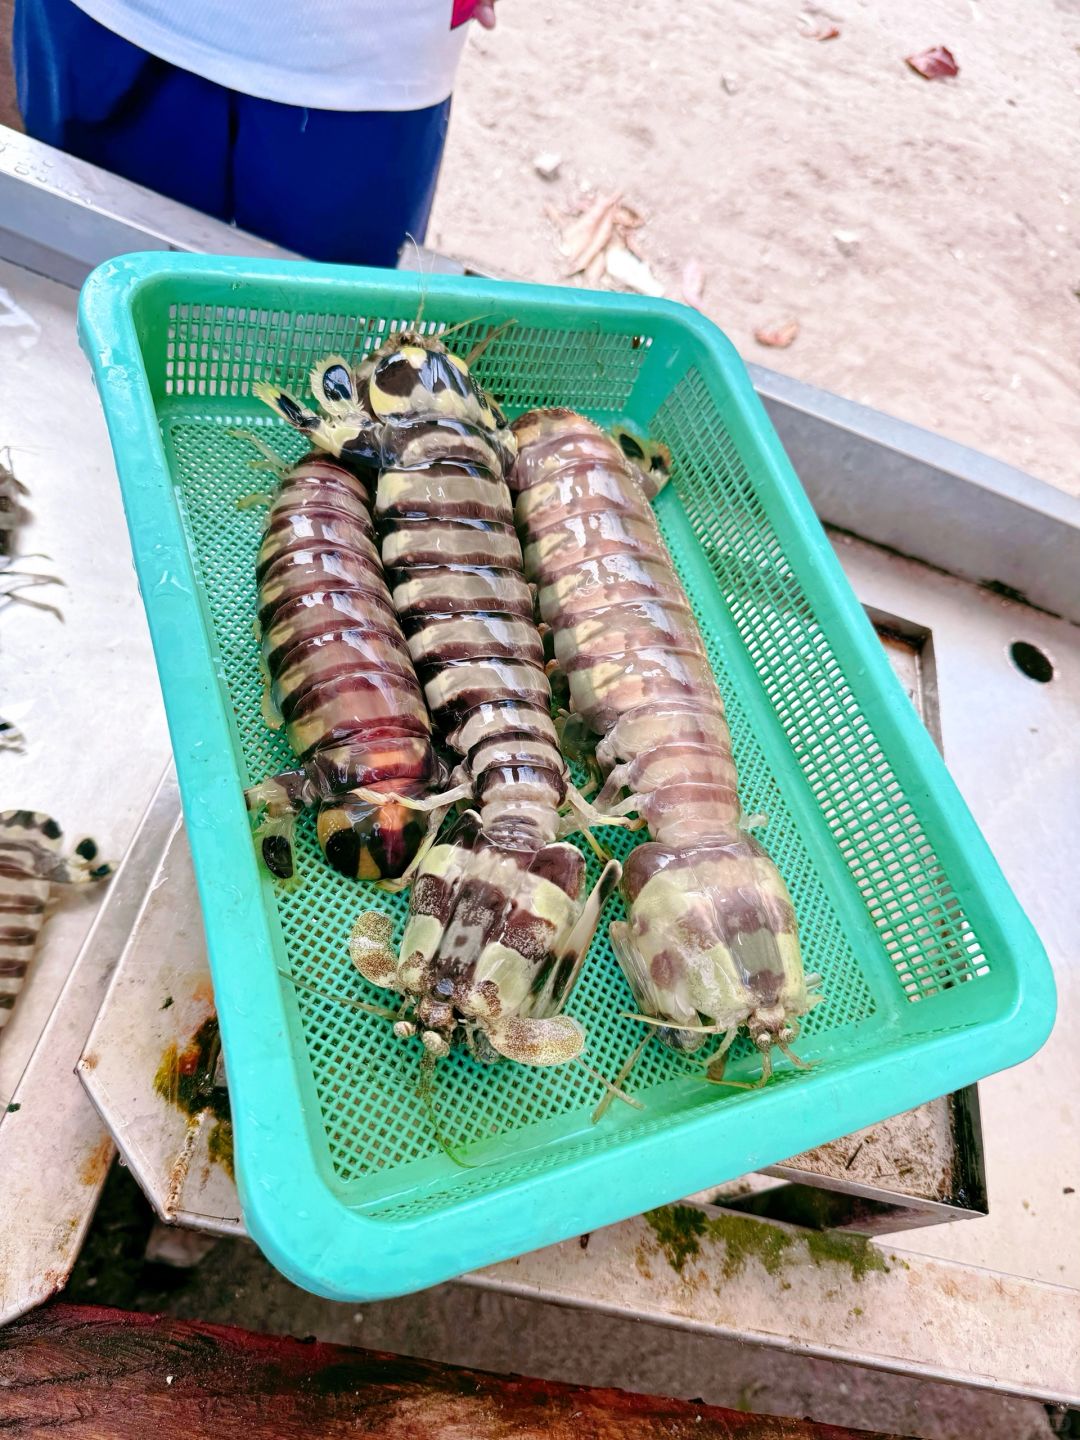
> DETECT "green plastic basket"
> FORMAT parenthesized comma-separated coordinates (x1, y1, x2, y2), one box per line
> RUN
(79, 254, 1054, 1300)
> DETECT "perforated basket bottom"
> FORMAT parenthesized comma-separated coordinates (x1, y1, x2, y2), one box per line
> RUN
(165, 406, 882, 1214)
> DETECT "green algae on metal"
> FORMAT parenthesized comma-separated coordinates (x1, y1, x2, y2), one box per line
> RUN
(705, 1210, 794, 1280)
(208, 1118, 235, 1180)
(804, 1226, 889, 1280)
(644, 1204, 889, 1283)
(644, 1205, 708, 1273)
(154, 1015, 234, 1178)
(153, 1016, 229, 1120)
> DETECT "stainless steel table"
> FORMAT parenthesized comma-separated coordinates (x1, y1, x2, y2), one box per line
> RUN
(0, 123, 1075, 1405)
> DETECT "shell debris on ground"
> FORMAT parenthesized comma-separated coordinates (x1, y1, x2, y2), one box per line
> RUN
(547, 192, 666, 297)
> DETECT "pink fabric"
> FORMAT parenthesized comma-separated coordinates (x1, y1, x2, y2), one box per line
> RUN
(451, 0, 479, 27)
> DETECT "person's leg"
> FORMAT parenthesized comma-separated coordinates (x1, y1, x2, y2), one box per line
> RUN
(13, 0, 231, 218)
(231, 96, 452, 266)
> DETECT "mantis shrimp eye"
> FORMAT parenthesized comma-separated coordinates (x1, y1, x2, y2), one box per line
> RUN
(779, 1024, 798, 1045)
(754, 1032, 772, 1052)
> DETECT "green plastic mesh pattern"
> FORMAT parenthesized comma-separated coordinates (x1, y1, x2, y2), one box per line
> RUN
(164, 377, 874, 1213)
(163, 303, 650, 417)
(652, 371, 991, 1000)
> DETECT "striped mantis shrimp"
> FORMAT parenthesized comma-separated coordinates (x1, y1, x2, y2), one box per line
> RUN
(244, 449, 440, 882)
(0, 810, 112, 1037)
(254, 334, 624, 1075)
(510, 408, 822, 1089)
(1, 450, 62, 752)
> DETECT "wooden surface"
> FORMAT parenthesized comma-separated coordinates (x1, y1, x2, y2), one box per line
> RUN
(0, 1304, 910, 1439)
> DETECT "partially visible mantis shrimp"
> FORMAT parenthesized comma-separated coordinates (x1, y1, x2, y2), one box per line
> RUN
(1, 450, 62, 751)
(243, 448, 440, 881)
(510, 408, 822, 1090)
(0, 810, 112, 1037)
(254, 335, 623, 1074)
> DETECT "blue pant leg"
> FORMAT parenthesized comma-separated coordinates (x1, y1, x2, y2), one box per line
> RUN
(13, 0, 231, 218)
(231, 96, 452, 267)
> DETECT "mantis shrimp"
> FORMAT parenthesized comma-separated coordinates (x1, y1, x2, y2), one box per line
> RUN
(254, 335, 621, 1072)
(510, 408, 822, 1087)
(1, 450, 62, 751)
(245, 449, 439, 881)
(0, 810, 112, 1037)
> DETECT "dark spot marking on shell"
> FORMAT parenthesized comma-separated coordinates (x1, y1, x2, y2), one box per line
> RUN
(41, 818, 62, 840)
(321, 364, 354, 403)
(374, 351, 422, 398)
(618, 432, 645, 460)
(742, 963, 784, 1005)
(322, 825, 359, 877)
(277, 394, 315, 431)
(419, 352, 472, 400)
(262, 834, 295, 880)
(527, 843, 584, 898)
(90, 863, 113, 880)
(478, 979, 502, 1017)
(371, 808, 426, 879)
(75, 837, 98, 860)
(650, 950, 685, 989)
(542, 951, 579, 1004)
(502, 912, 556, 967)
(412, 873, 454, 923)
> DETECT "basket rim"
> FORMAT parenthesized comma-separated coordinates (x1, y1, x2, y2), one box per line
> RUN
(78, 252, 1055, 1302)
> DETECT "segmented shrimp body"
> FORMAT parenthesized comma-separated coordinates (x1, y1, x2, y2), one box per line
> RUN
(247, 451, 438, 881)
(510, 409, 819, 1083)
(369, 353, 572, 857)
